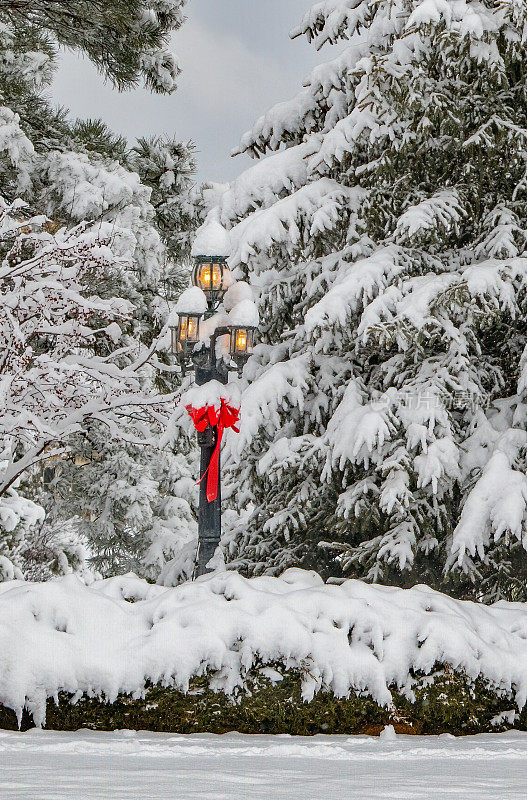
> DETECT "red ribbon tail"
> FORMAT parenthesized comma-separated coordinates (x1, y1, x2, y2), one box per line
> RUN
(206, 421, 224, 502)
(195, 465, 209, 488)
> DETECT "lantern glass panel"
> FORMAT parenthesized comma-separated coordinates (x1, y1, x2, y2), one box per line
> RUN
(171, 324, 179, 355)
(212, 263, 223, 290)
(235, 328, 248, 353)
(187, 315, 200, 342)
(195, 262, 212, 292)
(179, 315, 188, 341)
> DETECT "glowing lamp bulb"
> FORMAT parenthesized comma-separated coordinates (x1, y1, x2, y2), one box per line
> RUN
(236, 329, 247, 352)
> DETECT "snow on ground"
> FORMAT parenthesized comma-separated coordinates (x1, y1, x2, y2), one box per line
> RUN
(3, 568, 527, 725)
(0, 729, 526, 799)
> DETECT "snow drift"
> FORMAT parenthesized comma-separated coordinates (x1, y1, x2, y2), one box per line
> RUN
(1, 568, 526, 727)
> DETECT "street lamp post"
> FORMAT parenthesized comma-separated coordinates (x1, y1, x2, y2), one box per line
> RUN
(170, 221, 257, 577)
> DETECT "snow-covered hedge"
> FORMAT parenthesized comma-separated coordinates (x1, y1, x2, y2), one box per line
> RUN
(1, 569, 527, 728)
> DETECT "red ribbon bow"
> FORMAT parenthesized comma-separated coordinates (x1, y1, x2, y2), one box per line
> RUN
(186, 399, 240, 502)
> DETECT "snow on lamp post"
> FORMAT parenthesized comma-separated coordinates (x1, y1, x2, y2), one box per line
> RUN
(171, 221, 258, 577)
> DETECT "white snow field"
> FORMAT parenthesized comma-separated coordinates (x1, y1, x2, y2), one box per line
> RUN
(3, 568, 527, 725)
(0, 728, 526, 799)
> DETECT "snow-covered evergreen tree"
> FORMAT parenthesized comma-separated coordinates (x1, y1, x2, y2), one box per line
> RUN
(0, 0, 193, 295)
(0, 0, 185, 95)
(131, 135, 196, 263)
(203, 0, 527, 599)
(42, 424, 197, 579)
(0, 198, 179, 581)
(0, 1, 199, 582)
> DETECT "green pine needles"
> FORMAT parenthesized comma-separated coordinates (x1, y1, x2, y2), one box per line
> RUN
(204, 0, 527, 601)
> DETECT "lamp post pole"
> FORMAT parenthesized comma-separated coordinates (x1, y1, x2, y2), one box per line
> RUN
(170, 221, 258, 579)
(195, 423, 221, 576)
(194, 333, 228, 577)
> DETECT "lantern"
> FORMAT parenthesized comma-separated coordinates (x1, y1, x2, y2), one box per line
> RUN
(171, 312, 202, 360)
(229, 325, 256, 369)
(192, 257, 231, 306)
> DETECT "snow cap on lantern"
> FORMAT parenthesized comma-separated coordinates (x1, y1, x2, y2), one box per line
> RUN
(191, 220, 231, 258)
(227, 298, 259, 328)
(175, 286, 208, 315)
(223, 281, 254, 312)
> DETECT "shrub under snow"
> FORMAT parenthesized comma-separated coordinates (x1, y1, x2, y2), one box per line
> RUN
(1, 569, 527, 727)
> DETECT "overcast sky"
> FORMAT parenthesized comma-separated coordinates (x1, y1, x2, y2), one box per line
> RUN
(52, 0, 320, 185)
